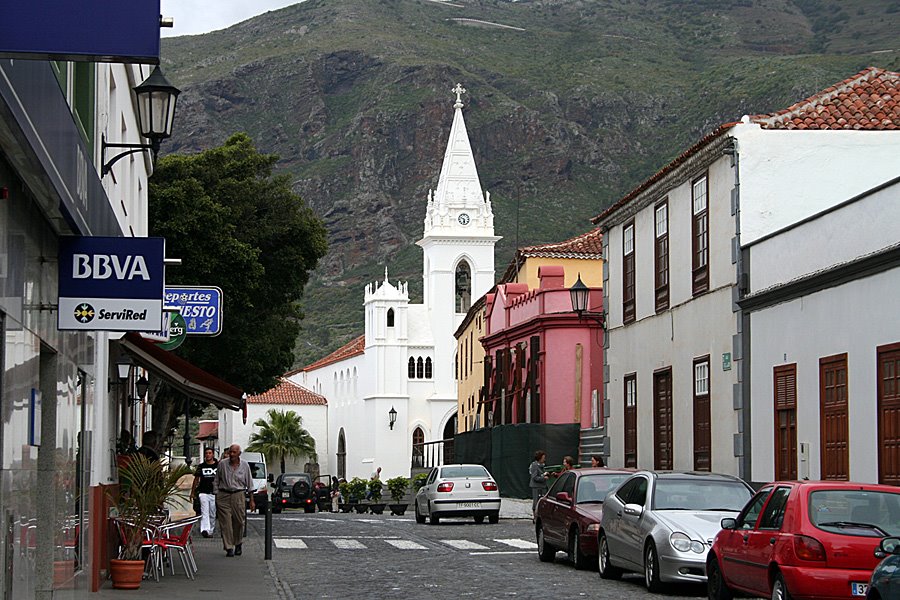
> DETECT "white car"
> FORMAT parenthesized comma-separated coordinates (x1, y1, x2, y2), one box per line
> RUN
(414, 464, 501, 525)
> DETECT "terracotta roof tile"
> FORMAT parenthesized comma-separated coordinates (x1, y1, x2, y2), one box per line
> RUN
(296, 334, 366, 373)
(750, 67, 900, 130)
(500, 228, 603, 283)
(196, 421, 218, 440)
(246, 378, 327, 406)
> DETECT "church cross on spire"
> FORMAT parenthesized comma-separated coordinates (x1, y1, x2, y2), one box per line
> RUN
(452, 83, 466, 108)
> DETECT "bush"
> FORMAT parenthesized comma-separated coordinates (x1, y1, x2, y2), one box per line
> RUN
(368, 477, 383, 502)
(412, 472, 429, 491)
(386, 476, 409, 502)
(347, 477, 368, 501)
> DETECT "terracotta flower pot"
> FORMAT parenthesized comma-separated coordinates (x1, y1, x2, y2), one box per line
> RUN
(110, 559, 145, 590)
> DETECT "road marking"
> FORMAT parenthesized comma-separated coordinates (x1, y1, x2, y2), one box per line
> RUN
(356, 519, 382, 523)
(494, 538, 538, 549)
(469, 550, 533, 555)
(384, 539, 428, 550)
(279, 535, 399, 539)
(273, 538, 308, 549)
(332, 539, 367, 549)
(441, 539, 490, 550)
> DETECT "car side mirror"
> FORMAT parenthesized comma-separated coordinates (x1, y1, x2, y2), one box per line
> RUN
(875, 536, 900, 559)
(556, 492, 573, 505)
(720, 517, 737, 530)
(268, 473, 274, 483)
(623, 503, 643, 517)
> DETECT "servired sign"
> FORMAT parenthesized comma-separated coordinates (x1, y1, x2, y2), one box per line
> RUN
(58, 236, 165, 331)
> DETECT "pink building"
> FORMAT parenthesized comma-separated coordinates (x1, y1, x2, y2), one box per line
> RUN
(482, 265, 604, 429)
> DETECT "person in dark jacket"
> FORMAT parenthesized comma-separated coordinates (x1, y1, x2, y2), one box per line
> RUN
(529, 450, 550, 514)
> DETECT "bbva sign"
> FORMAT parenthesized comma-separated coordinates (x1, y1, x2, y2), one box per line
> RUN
(58, 237, 165, 331)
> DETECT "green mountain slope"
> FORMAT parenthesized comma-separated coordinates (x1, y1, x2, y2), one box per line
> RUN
(160, 0, 900, 367)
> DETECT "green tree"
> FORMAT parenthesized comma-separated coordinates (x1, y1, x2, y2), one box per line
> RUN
(148, 134, 328, 437)
(246, 409, 317, 474)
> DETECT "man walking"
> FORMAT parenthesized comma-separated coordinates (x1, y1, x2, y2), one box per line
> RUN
(216, 444, 255, 557)
(190, 447, 219, 538)
(529, 450, 550, 515)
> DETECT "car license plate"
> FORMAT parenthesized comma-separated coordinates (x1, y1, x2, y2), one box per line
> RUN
(850, 582, 868, 596)
(458, 502, 481, 508)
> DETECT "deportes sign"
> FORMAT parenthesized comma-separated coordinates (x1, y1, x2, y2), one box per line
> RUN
(164, 286, 223, 336)
(58, 236, 165, 331)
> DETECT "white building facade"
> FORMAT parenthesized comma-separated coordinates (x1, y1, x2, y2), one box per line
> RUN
(289, 86, 498, 480)
(595, 67, 900, 483)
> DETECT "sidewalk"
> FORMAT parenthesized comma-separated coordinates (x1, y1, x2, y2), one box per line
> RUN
(499, 497, 533, 519)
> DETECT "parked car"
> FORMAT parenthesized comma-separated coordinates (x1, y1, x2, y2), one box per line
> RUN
(598, 471, 753, 593)
(707, 480, 900, 600)
(271, 472, 315, 513)
(535, 468, 633, 569)
(414, 464, 501, 525)
(867, 536, 900, 600)
(243, 451, 269, 514)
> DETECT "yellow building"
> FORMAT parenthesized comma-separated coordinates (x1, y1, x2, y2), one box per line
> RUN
(455, 228, 603, 432)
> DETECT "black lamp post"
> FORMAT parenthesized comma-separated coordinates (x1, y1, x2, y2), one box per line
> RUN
(389, 406, 397, 430)
(569, 273, 605, 327)
(135, 374, 150, 401)
(101, 66, 180, 176)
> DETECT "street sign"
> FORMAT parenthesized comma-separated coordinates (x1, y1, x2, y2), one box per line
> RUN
(58, 236, 165, 331)
(164, 286, 223, 336)
(158, 313, 187, 351)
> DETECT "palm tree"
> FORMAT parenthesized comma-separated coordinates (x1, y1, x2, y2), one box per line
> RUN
(246, 409, 317, 474)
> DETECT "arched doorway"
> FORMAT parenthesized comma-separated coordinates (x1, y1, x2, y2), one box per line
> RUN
(337, 428, 346, 479)
(442, 416, 456, 464)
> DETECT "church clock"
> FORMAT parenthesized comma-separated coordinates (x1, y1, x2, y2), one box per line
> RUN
(457, 213, 471, 226)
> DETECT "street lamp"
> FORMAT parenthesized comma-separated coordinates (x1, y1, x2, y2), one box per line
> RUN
(389, 406, 397, 430)
(569, 273, 605, 327)
(135, 374, 150, 401)
(101, 66, 180, 177)
(115, 354, 133, 381)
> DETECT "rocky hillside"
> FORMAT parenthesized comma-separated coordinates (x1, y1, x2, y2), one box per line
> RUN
(160, 0, 900, 366)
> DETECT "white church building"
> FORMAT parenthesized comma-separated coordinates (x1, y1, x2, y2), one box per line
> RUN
(287, 85, 499, 480)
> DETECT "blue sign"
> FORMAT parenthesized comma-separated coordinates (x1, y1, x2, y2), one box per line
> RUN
(0, 1, 161, 63)
(58, 236, 165, 331)
(164, 286, 223, 336)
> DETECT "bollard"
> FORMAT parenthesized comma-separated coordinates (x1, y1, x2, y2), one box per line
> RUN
(265, 491, 273, 560)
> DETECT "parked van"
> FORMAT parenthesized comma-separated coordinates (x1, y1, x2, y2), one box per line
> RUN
(242, 451, 269, 514)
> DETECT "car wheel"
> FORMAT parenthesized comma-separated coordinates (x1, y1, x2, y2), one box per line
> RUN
(707, 556, 733, 600)
(644, 542, 663, 593)
(597, 532, 621, 580)
(414, 502, 426, 524)
(488, 512, 499, 524)
(537, 524, 556, 562)
(568, 528, 589, 570)
(771, 573, 792, 600)
(429, 513, 440, 525)
(474, 515, 485, 524)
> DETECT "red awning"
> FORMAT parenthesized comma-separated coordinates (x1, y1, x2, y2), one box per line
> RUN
(119, 332, 243, 410)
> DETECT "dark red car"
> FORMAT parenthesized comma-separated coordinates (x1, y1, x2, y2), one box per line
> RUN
(535, 468, 633, 570)
(707, 480, 900, 600)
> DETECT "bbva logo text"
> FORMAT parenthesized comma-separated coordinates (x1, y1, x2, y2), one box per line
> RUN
(72, 254, 151, 281)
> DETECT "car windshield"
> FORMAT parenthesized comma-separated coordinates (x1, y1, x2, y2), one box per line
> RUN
(441, 466, 488, 478)
(248, 461, 267, 479)
(809, 489, 900, 537)
(281, 475, 305, 486)
(653, 479, 751, 511)
(577, 474, 631, 504)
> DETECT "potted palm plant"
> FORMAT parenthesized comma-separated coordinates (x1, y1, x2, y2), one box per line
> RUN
(368, 477, 386, 514)
(110, 454, 192, 589)
(386, 476, 409, 516)
(347, 477, 369, 513)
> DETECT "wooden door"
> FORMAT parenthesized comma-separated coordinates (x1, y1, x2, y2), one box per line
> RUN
(820, 354, 849, 480)
(878, 343, 900, 485)
(624, 375, 637, 468)
(693, 357, 711, 471)
(654, 369, 673, 470)
(774, 365, 797, 480)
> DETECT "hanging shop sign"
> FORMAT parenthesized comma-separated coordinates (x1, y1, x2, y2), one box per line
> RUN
(164, 286, 223, 336)
(58, 236, 165, 331)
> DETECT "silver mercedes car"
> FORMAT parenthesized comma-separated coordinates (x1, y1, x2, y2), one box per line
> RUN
(414, 464, 501, 525)
(598, 471, 753, 593)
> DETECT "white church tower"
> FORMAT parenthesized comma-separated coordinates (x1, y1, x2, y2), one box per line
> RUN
(418, 83, 499, 403)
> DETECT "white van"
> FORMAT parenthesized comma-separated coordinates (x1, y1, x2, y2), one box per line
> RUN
(242, 451, 269, 513)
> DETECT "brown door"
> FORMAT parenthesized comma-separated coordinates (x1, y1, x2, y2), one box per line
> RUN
(693, 357, 711, 471)
(624, 375, 637, 468)
(878, 343, 900, 485)
(820, 354, 849, 480)
(654, 369, 673, 470)
(774, 364, 798, 480)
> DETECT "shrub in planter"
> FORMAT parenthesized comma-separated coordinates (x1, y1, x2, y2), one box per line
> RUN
(346, 477, 368, 503)
(412, 472, 429, 491)
(367, 477, 383, 502)
(386, 476, 410, 516)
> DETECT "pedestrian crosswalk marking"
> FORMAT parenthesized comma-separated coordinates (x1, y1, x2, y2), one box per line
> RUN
(332, 539, 367, 549)
(441, 539, 489, 550)
(495, 538, 538, 549)
(273, 538, 308, 549)
(384, 539, 428, 550)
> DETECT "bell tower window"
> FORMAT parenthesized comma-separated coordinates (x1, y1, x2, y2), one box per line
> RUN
(455, 261, 472, 313)
(387, 308, 395, 327)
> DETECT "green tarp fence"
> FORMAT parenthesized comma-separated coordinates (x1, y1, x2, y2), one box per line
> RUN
(455, 423, 580, 499)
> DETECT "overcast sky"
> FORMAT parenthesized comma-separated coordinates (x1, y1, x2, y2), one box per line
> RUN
(160, 1, 301, 37)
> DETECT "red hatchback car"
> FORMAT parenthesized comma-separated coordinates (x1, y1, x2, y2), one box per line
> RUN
(707, 481, 900, 600)
(535, 468, 633, 570)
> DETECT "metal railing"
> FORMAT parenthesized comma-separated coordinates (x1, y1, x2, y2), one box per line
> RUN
(411, 438, 454, 470)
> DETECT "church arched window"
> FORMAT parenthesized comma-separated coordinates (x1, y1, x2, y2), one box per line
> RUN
(387, 308, 395, 327)
(416, 357, 424, 379)
(455, 260, 472, 313)
(408, 357, 416, 379)
(424, 357, 433, 379)
(412, 427, 425, 468)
